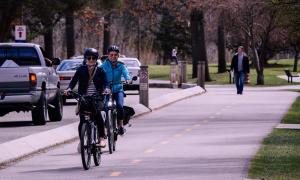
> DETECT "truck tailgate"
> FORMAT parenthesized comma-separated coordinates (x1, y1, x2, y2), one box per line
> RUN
(0, 67, 31, 93)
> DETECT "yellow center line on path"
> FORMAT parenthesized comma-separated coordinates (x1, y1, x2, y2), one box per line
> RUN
(160, 140, 170, 145)
(215, 112, 222, 115)
(173, 133, 183, 138)
(193, 124, 201, 127)
(203, 120, 208, 123)
(209, 116, 215, 119)
(110, 171, 122, 177)
(131, 159, 142, 165)
(144, 149, 155, 154)
(185, 128, 192, 132)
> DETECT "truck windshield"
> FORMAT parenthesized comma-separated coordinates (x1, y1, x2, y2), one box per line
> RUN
(0, 47, 40, 66)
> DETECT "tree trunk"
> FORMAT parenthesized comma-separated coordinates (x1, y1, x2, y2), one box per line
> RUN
(103, 14, 111, 55)
(293, 48, 299, 72)
(191, 9, 200, 78)
(190, 9, 211, 81)
(252, 44, 264, 85)
(65, 11, 75, 58)
(217, 12, 226, 73)
(44, 27, 54, 59)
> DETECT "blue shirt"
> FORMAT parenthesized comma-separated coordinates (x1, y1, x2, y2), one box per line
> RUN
(101, 59, 131, 93)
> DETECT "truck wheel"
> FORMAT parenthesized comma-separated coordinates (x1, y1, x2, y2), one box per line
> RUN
(48, 89, 63, 121)
(32, 91, 47, 125)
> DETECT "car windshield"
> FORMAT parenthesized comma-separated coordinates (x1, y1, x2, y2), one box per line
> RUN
(122, 59, 139, 67)
(58, 61, 82, 71)
(0, 47, 40, 66)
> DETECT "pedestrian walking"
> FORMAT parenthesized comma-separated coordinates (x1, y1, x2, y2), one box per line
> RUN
(230, 46, 249, 95)
(171, 47, 178, 64)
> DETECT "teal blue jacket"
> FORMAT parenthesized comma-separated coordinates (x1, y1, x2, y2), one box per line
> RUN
(101, 59, 131, 93)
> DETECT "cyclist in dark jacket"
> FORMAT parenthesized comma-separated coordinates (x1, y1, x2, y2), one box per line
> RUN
(65, 48, 107, 148)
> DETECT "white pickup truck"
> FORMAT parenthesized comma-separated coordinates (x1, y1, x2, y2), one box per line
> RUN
(0, 43, 63, 125)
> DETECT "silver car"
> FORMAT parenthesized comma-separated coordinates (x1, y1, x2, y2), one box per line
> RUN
(118, 57, 141, 91)
(56, 58, 101, 103)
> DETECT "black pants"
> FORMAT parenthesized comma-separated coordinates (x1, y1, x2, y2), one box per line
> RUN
(78, 109, 105, 139)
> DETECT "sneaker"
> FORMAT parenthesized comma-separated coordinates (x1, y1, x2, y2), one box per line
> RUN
(118, 127, 126, 136)
(77, 142, 81, 153)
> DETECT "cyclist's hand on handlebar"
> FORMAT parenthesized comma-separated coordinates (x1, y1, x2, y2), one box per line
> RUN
(126, 80, 133, 84)
(64, 88, 71, 96)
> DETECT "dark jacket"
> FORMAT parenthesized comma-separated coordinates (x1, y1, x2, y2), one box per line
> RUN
(230, 53, 250, 73)
(68, 65, 107, 95)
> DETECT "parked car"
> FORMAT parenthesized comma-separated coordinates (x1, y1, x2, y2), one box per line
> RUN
(0, 43, 62, 125)
(56, 58, 101, 103)
(118, 57, 141, 91)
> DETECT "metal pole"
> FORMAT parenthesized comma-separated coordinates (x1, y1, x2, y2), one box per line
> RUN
(139, 65, 149, 108)
(197, 61, 205, 89)
(178, 61, 187, 88)
(170, 62, 177, 84)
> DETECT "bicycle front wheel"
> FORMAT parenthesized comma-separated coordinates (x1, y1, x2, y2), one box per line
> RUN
(80, 123, 91, 170)
(93, 126, 101, 166)
(106, 110, 114, 154)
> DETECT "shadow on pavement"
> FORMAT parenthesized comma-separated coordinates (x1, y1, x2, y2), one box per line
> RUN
(21, 166, 82, 173)
(0, 121, 33, 128)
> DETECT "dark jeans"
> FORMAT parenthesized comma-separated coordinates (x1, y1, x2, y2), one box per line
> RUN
(113, 92, 124, 120)
(234, 71, 245, 94)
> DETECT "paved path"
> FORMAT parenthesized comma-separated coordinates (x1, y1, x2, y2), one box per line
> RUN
(0, 85, 298, 180)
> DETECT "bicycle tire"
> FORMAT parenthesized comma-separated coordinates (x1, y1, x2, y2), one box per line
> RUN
(93, 125, 101, 166)
(112, 109, 117, 151)
(80, 123, 91, 170)
(106, 110, 114, 154)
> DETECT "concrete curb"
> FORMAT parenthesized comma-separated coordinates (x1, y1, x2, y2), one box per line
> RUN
(275, 123, 300, 130)
(0, 86, 205, 166)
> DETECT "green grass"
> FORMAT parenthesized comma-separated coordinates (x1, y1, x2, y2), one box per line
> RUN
(248, 129, 300, 180)
(282, 95, 300, 124)
(148, 59, 300, 86)
(248, 92, 300, 180)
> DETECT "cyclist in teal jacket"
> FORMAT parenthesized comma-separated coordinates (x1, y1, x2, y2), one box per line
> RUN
(101, 45, 131, 135)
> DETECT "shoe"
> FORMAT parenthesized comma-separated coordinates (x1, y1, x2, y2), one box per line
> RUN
(118, 127, 126, 136)
(77, 142, 81, 153)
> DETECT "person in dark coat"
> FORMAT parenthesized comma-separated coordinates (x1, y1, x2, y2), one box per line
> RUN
(65, 48, 107, 148)
(230, 46, 250, 95)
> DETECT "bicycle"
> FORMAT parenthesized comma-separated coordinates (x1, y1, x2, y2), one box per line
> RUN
(104, 76, 137, 154)
(103, 88, 118, 154)
(70, 91, 104, 170)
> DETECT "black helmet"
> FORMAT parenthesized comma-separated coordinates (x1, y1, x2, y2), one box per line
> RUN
(107, 45, 120, 54)
(84, 48, 99, 60)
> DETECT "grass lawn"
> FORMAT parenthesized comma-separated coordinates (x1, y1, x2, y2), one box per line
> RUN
(248, 92, 300, 180)
(148, 59, 300, 86)
(248, 129, 300, 180)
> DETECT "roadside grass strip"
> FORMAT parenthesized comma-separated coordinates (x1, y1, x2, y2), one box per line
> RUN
(248, 129, 300, 180)
(282, 95, 300, 124)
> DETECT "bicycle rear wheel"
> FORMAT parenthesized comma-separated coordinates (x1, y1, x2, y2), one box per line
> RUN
(93, 126, 101, 166)
(106, 110, 114, 154)
(80, 123, 91, 170)
(112, 109, 117, 151)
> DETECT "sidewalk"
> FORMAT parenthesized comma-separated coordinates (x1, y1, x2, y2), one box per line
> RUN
(0, 85, 205, 166)
(277, 75, 300, 82)
(276, 123, 300, 130)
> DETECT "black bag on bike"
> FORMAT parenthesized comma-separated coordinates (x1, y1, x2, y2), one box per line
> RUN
(123, 106, 135, 125)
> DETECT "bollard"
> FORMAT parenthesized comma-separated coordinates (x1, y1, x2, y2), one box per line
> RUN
(178, 61, 187, 88)
(197, 61, 205, 89)
(170, 62, 177, 84)
(139, 65, 149, 108)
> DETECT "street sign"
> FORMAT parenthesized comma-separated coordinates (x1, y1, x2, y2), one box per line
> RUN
(15, 25, 26, 42)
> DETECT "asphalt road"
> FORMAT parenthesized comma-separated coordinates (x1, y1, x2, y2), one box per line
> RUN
(0, 88, 180, 144)
(0, 85, 298, 180)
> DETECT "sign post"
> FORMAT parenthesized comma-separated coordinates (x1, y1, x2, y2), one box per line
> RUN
(139, 65, 149, 108)
(15, 25, 26, 43)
